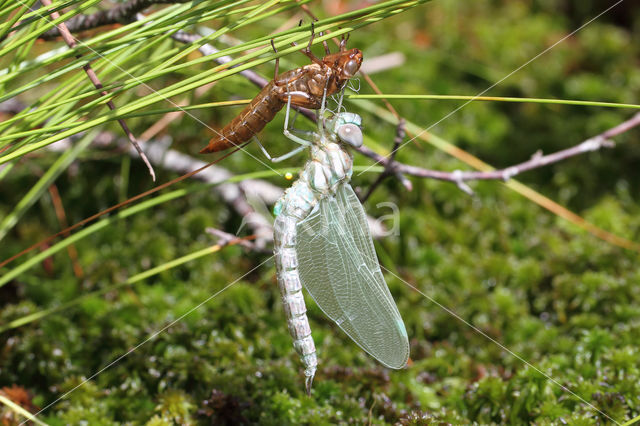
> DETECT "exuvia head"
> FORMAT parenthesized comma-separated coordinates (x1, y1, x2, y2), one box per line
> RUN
(322, 48, 363, 81)
(330, 112, 363, 148)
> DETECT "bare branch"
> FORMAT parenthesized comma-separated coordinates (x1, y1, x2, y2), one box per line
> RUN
(0, 99, 26, 115)
(360, 118, 409, 202)
(359, 52, 406, 75)
(40, 0, 189, 40)
(40, 0, 155, 181)
(355, 112, 640, 189)
(205, 227, 268, 253)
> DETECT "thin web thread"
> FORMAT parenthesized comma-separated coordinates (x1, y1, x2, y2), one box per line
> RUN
(357, 0, 626, 176)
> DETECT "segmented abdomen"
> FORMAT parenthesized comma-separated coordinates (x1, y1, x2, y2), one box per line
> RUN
(274, 207, 317, 390)
(200, 81, 284, 153)
(274, 177, 319, 389)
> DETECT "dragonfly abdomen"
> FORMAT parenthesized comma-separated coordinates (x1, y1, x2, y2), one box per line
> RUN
(274, 212, 317, 391)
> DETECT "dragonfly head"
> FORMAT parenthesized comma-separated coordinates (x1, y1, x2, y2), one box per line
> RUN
(330, 112, 363, 148)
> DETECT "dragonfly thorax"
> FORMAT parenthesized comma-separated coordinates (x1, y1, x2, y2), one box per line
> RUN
(305, 142, 353, 195)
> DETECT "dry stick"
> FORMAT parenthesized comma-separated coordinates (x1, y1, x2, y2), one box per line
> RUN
(39, 0, 189, 40)
(360, 118, 410, 202)
(129, 137, 277, 246)
(50, 130, 388, 243)
(39, 0, 156, 181)
(355, 112, 640, 190)
(205, 227, 267, 253)
(0, 99, 26, 115)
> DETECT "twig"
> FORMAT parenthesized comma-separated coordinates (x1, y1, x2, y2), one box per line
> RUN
(354, 112, 640, 192)
(0, 138, 252, 270)
(45, 131, 391, 247)
(291, 6, 634, 205)
(0, 99, 26, 115)
(46, 132, 279, 246)
(39, 0, 156, 181)
(205, 227, 268, 253)
(134, 137, 277, 247)
(360, 118, 410, 202)
(169, 29, 268, 88)
(41, 0, 156, 182)
(40, 0, 188, 40)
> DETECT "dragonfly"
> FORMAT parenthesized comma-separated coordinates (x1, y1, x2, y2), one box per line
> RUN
(272, 94, 410, 393)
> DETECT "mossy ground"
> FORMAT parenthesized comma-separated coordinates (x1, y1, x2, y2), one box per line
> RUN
(1, 1, 640, 424)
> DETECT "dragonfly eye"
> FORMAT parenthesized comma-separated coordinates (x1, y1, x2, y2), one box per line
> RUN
(337, 124, 363, 148)
(343, 59, 360, 77)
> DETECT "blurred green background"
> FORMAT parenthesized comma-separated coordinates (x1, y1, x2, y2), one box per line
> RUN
(1, 0, 639, 424)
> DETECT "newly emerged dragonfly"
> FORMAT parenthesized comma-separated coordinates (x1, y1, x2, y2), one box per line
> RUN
(272, 96, 410, 393)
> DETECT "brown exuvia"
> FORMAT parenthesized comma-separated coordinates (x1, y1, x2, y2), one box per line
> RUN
(200, 35, 363, 154)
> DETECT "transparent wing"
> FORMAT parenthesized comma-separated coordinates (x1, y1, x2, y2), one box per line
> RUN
(296, 184, 409, 369)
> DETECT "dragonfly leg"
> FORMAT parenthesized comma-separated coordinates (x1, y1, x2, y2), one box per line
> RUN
(271, 39, 279, 79)
(340, 32, 350, 52)
(292, 21, 322, 65)
(283, 91, 314, 148)
(258, 89, 315, 163)
(336, 88, 345, 115)
(289, 108, 300, 129)
(264, 91, 313, 163)
(335, 77, 358, 116)
(318, 23, 330, 55)
(269, 145, 308, 163)
(288, 109, 315, 137)
(317, 80, 329, 133)
(255, 133, 307, 163)
(253, 136, 274, 161)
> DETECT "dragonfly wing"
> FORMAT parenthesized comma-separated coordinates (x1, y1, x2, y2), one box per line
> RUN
(296, 184, 409, 369)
